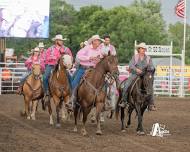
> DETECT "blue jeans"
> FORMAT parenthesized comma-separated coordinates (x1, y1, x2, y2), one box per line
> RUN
(43, 65, 54, 93)
(20, 70, 31, 84)
(71, 66, 85, 90)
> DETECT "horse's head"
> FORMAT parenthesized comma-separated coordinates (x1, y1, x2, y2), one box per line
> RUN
(142, 67, 155, 95)
(101, 53, 119, 79)
(59, 54, 73, 70)
(32, 64, 41, 80)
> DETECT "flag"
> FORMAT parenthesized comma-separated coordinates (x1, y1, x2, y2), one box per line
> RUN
(175, 0, 185, 18)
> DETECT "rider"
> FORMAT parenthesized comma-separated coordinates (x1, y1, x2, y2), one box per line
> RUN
(100, 34, 117, 100)
(100, 34, 116, 56)
(43, 34, 73, 97)
(38, 42, 46, 60)
(70, 35, 104, 103)
(119, 42, 156, 111)
(17, 47, 45, 94)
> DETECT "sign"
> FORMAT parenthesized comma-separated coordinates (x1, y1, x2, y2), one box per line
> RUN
(145, 45, 172, 56)
(156, 65, 190, 77)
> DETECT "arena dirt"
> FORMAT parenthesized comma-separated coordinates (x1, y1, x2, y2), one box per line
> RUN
(0, 95, 190, 152)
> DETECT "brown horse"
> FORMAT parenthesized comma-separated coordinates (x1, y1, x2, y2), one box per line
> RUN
(22, 64, 44, 120)
(45, 55, 72, 127)
(73, 54, 119, 136)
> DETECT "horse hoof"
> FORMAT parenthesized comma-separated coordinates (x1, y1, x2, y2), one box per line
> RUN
(121, 129, 126, 133)
(27, 116, 31, 120)
(137, 131, 145, 136)
(81, 129, 88, 136)
(56, 124, 61, 128)
(96, 130, 103, 135)
(49, 120, 54, 125)
(73, 127, 78, 132)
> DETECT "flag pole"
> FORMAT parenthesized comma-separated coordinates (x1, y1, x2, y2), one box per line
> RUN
(181, 0, 186, 97)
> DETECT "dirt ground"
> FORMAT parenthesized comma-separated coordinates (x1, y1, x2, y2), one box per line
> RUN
(0, 94, 190, 152)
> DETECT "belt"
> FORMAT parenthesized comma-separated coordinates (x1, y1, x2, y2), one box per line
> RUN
(79, 65, 94, 69)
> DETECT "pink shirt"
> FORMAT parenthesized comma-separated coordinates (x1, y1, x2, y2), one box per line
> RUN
(25, 55, 45, 71)
(76, 44, 102, 67)
(45, 45, 73, 65)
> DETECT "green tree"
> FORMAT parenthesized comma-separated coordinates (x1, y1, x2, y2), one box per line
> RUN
(168, 22, 190, 64)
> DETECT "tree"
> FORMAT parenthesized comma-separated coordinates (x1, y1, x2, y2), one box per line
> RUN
(168, 22, 190, 64)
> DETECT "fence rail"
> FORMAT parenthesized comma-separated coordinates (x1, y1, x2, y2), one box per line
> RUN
(0, 62, 190, 96)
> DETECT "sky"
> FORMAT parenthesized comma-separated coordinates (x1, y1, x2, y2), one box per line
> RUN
(66, 0, 190, 25)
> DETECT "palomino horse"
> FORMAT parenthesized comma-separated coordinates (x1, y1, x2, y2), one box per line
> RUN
(22, 64, 44, 120)
(45, 54, 72, 127)
(116, 68, 154, 135)
(73, 54, 119, 136)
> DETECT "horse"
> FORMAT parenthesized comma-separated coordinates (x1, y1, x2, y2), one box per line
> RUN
(73, 54, 119, 136)
(21, 64, 44, 120)
(45, 54, 72, 127)
(116, 68, 154, 135)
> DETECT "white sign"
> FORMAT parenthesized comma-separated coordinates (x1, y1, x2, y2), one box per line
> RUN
(146, 45, 172, 56)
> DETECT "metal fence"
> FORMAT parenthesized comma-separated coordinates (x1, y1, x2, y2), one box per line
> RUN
(0, 62, 190, 96)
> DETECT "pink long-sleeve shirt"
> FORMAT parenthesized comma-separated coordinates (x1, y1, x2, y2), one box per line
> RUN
(45, 45, 73, 65)
(25, 55, 45, 71)
(76, 44, 103, 67)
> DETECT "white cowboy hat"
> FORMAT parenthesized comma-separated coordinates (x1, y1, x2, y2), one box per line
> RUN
(33, 47, 40, 52)
(84, 40, 89, 46)
(38, 42, 44, 48)
(88, 35, 105, 44)
(52, 34, 67, 41)
(135, 42, 147, 50)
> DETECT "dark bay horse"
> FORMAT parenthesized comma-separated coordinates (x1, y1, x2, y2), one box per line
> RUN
(116, 68, 154, 135)
(73, 54, 119, 136)
(45, 55, 72, 126)
(22, 64, 44, 120)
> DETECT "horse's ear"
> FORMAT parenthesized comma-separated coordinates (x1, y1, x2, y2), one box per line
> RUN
(108, 51, 111, 56)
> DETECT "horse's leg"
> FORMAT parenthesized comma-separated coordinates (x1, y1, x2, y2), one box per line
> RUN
(73, 104, 80, 132)
(96, 102, 104, 135)
(53, 95, 61, 127)
(62, 95, 70, 121)
(24, 96, 30, 120)
(135, 103, 145, 135)
(126, 106, 134, 128)
(120, 107, 125, 132)
(81, 106, 91, 136)
(61, 105, 67, 121)
(90, 107, 96, 123)
(31, 100, 38, 120)
(47, 97, 54, 125)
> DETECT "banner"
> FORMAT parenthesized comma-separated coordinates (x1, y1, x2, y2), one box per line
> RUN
(156, 65, 190, 77)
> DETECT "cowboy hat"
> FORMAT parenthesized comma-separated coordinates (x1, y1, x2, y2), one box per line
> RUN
(38, 42, 44, 48)
(52, 34, 67, 41)
(33, 47, 40, 52)
(88, 35, 105, 44)
(135, 42, 147, 50)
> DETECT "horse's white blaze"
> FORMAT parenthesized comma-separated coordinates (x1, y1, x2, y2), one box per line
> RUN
(62, 54, 73, 69)
(49, 114, 54, 125)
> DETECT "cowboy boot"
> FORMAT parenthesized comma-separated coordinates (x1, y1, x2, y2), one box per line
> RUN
(148, 104, 157, 111)
(16, 84, 23, 95)
(118, 96, 128, 108)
